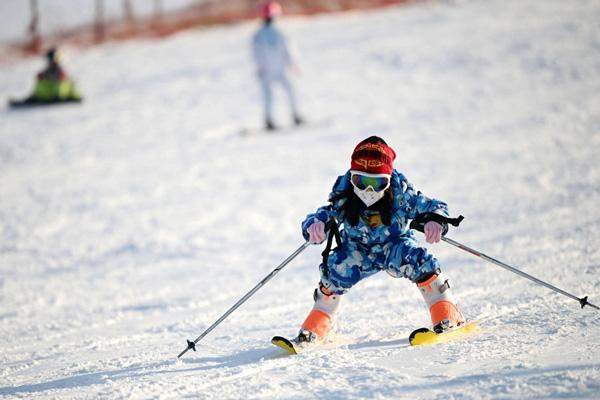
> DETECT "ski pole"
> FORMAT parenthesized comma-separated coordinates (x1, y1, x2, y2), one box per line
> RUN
(410, 213, 599, 311)
(177, 241, 311, 358)
(440, 236, 599, 310)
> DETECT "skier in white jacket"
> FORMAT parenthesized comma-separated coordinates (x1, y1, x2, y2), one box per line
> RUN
(252, 1, 303, 131)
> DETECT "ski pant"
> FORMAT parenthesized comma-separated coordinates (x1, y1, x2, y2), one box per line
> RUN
(259, 74, 299, 121)
(319, 236, 440, 295)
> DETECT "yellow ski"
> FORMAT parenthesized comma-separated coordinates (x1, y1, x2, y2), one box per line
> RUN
(271, 336, 299, 355)
(409, 321, 480, 346)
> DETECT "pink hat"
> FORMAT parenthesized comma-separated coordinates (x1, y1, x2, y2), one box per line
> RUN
(261, 1, 282, 19)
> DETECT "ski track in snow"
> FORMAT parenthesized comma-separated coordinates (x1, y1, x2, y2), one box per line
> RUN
(1, 0, 600, 399)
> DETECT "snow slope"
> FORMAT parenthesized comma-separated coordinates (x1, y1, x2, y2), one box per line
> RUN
(1, 0, 600, 398)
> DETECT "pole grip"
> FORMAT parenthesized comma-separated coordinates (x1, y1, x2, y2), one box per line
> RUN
(410, 213, 464, 236)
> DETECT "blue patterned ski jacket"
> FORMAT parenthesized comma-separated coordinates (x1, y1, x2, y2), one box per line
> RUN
(302, 170, 449, 247)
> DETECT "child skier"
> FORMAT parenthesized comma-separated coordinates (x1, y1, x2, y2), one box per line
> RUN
(251, 1, 303, 131)
(292, 136, 465, 347)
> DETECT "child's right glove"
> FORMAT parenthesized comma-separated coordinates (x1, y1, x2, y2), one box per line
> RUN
(307, 221, 326, 244)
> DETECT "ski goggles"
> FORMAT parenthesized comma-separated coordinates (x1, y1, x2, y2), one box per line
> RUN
(350, 171, 391, 192)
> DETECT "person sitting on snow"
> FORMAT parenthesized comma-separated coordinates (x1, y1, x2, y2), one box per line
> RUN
(291, 136, 466, 347)
(251, 1, 303, 131)
(31, 47, 81, 103)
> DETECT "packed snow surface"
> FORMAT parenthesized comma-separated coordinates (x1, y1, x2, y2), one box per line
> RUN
(1, 0, 600, 399)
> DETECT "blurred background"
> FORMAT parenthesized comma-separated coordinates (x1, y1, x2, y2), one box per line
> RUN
(0, 0, 409, 61)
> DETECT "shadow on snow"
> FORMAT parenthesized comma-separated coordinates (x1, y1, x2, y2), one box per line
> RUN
(0, 347, 285, 396)
(3, 341, 598, 396)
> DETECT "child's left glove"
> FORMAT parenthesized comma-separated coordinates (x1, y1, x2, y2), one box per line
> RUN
(424, 221, 443, 244)
(307, 221, 326, 244)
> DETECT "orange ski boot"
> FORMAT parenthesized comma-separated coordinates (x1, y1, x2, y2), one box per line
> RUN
(296, 284, 342, 346)
(417, 272, 465, 333)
